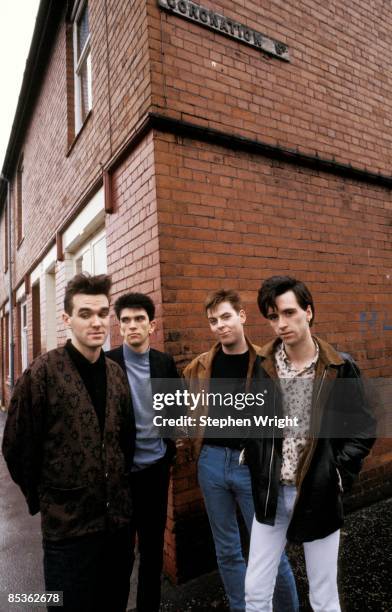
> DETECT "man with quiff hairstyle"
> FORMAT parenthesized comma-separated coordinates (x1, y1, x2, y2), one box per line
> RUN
(2, 273, 135, 612)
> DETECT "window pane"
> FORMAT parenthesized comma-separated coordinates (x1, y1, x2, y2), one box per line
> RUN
(77, 3, 89, 59)
(87, 52, 92, 109)
(21, 303, 28, 371)
(5, 313, 9, 376)
(79, 55, 92, 121)
(92, 235, 107, 274)
(76, 250, 92, 274)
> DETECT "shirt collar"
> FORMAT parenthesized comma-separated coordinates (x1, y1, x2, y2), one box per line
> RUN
(276, 339, 319, 374)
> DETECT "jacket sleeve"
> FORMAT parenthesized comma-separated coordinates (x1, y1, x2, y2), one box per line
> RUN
(335, 356, 376, 491)
(118, 376, 135, 473)
(1, 367, 46, 515)
(168, 355, 180, 379)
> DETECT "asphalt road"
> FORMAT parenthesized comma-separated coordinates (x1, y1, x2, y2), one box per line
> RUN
(1, 410, 390, 612)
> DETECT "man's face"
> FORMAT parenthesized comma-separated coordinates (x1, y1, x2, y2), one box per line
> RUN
(266, 290, 312, 347)
(207, 301, 246, 350)
(119, 307, 155, 352)
(63, 293, 110, 351)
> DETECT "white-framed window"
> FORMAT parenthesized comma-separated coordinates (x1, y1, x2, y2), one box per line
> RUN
(20, 300, 28, 372)
(32, 281, 42, 359)
(73, 0, 92, 132)
(45, 267, 57, 351)
(74, 229, 107, 275)
(4, 311, 9, 378)
(73, 229, 110, 350)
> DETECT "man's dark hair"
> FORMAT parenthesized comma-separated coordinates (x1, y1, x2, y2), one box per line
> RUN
(64, 273, 112, 315)
(257, 275, 315, 326)
(204, 289, 243, 314)
(114, 293, 155, 321)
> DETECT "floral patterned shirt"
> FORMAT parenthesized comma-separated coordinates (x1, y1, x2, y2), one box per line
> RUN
(275, 340, 319, 485)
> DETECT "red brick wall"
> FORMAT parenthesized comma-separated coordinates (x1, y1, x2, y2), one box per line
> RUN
(106, 132, 164, 347)
(148, 0, 392, 173)
(154, 134, 391, 369)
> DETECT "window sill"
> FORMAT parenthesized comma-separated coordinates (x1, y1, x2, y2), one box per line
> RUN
(66, 109, 92, 157)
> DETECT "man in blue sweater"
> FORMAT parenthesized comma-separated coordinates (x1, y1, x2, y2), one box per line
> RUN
(106, 292, 178, 612)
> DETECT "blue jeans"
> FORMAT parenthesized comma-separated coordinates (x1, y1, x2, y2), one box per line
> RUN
(198, 445, 299, 612)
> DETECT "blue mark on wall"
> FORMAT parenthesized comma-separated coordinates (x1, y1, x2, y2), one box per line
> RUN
(360, 311, 377, 330)
(359, 311, 392, 333)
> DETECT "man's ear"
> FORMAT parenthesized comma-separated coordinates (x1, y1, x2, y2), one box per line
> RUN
(239, 309, 246, 324)
(149, 319, 157, 334)
(62, 312, 71, 329)
(306, 305, 312, 324)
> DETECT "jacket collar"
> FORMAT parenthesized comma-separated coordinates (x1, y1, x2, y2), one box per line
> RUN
(258, 334, 344, 378)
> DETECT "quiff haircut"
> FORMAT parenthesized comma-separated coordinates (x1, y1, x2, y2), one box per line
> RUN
(204, 289, 243, 314)
(63, 273, 112, 315)
(257, 275, 315, 326)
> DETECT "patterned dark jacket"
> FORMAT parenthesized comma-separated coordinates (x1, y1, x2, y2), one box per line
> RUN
(2, 347, 135, 540)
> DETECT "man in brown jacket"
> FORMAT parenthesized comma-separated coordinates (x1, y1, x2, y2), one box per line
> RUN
(2, 274, 135, 612)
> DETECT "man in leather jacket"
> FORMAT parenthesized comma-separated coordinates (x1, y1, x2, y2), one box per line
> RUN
(245, 275, 376, 612)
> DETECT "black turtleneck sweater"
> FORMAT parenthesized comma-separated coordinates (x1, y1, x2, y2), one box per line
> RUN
(204, 348, 249, 450)
(65, 340, 107, 434)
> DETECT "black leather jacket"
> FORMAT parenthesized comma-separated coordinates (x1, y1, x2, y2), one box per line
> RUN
(244, 336, 376, 543)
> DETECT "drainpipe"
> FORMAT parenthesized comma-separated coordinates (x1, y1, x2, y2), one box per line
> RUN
(1, 174, 14, 391)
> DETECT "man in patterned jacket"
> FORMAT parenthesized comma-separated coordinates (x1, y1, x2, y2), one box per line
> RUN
(2, 273, 135, 612)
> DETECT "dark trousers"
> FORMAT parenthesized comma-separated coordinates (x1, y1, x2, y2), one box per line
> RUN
(43, 525, 133, 612)
(130, 455, 171, 612)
